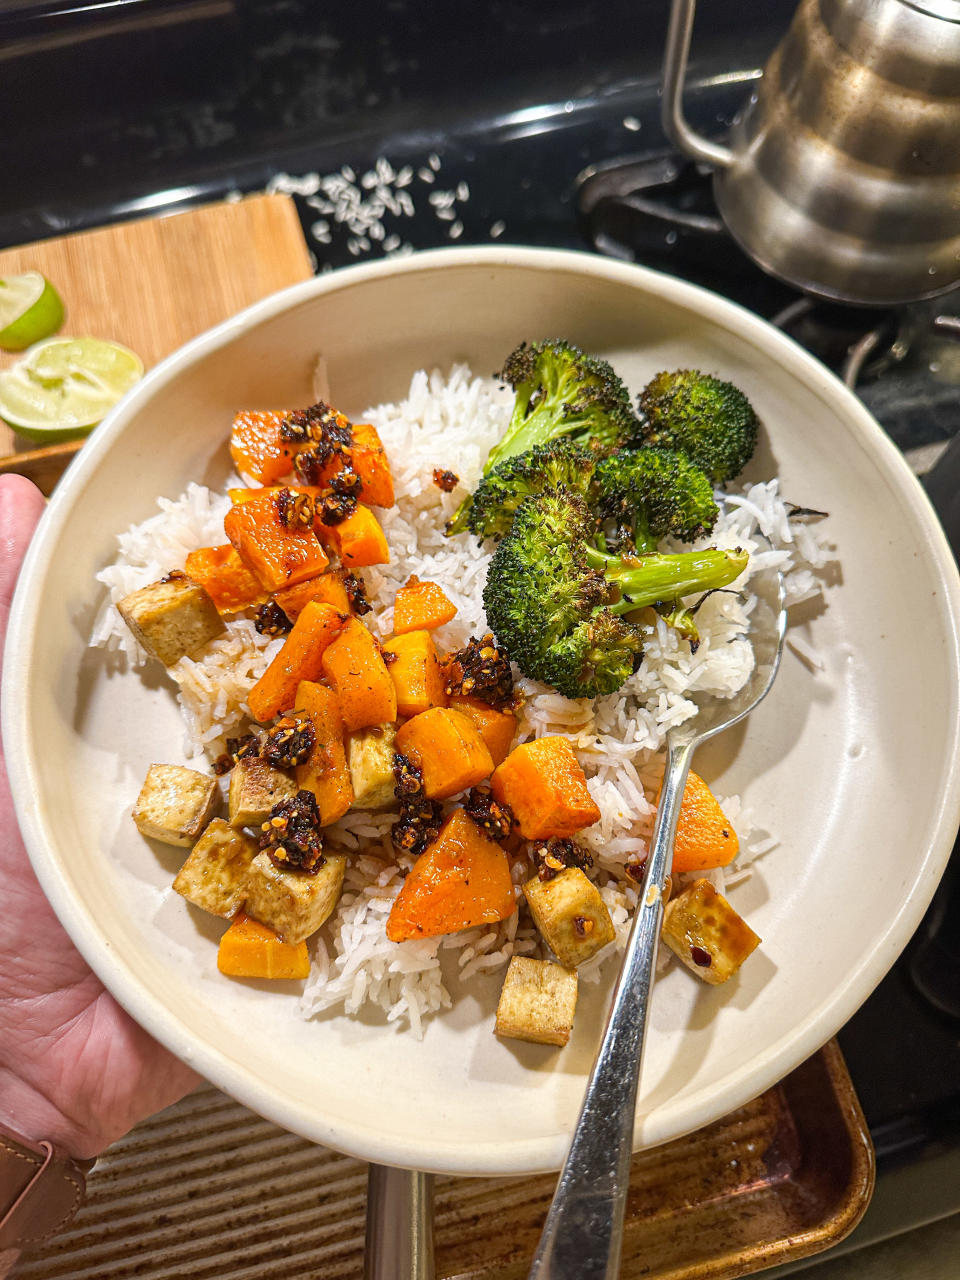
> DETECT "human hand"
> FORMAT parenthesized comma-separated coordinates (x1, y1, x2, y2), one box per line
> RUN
(0, 474, 200, 1159)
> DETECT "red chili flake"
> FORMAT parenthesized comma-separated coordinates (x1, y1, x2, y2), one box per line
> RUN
(432, 468, 459, 492)
(691, 946, 712, 968)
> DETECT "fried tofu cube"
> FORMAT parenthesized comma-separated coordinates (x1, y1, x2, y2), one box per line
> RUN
(227, 757, 298, 829)
(117, 577, 225, 667)
(172, 818, 257, 917)
(522, 867, 616, 968)
(661, 879, 761, 985)
(347, 724, 397, 809)
(244, 850, 347, 945)
(133, 764, 220, 847)
(495, 956, 578, 1047)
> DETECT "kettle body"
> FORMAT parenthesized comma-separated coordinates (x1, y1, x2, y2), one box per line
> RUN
(663, 0, 960, 306)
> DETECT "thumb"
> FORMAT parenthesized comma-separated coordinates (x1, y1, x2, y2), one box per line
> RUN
(0, 474, 46, 615)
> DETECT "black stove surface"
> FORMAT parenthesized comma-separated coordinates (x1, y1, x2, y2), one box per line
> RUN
(3, 0, 960, 1229)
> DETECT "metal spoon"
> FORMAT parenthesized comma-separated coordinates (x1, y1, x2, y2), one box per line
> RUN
(528, 556, 787, 1280)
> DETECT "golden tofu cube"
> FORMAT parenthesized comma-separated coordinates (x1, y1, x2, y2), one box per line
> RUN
(133, 763, 220, 847)
(522, 867, 616, 968)
(347, 724, 397, 809)
(173, 818, 258, 918)
(244, 850, 347, 945)
(228, 757, 298, 829)
(495, 956, 578, 1047)
(117, 576, 225, 667)
(661, 879, 761, 985)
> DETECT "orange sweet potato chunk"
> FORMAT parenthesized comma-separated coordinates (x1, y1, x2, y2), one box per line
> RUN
(310, 422, 395, 508)
(666, 771, 739, 874)
(394, 707, 494, 800)
(491, 737, 600, 839)
(274, 571, 352, 621)
(320, 617, 398, 731)
(217, 911, 311, 980)
(383, 630, 449, 719)
(229, 410, 299, 485)
(247, 601, 347, 723)
(224, 490, 329, 593)
(184, 545, 267, 614)
(294, 679, 353, 825)
(393, 578, 457, 634)
(448, 696, 517, 767)
(386, 808, 516, 942)
(317, 505, 390, 569)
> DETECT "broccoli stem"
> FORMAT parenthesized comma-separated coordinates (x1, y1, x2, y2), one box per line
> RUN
(582, 545, 748, 613)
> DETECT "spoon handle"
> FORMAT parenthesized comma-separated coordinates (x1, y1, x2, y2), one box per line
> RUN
(527, 738, 695, 1280)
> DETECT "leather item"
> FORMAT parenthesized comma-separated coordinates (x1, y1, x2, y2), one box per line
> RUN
(0, 1125, 93, 1251)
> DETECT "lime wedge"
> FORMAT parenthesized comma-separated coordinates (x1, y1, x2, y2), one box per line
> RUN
(0, 336, 144, 442)
(0, 272, 64, 351)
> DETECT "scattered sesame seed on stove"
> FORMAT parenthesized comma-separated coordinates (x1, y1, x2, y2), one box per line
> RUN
(489, 220, 506, 238)
(395, 165, 414, 187)
(435, 206, 456, 221)
(456, 181, 470, 201)
(383, 233, 402, 252)
(341, 164, 356, 182)
(428, 152, 442, 170)
(417, 167, 435, 183)
(448, 220, 464, 239)
(623, 116, 642, 131)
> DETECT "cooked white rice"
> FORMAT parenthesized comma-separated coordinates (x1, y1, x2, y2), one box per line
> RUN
(94, 365, 834, 1033)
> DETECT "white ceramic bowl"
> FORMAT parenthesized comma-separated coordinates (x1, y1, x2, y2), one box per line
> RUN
(5, 247, 960, 1176)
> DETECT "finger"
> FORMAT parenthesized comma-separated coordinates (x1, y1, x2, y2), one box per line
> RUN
(0, 475, 45, 608)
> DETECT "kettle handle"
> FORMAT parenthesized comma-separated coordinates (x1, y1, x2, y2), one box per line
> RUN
(662, 0, 734, 168)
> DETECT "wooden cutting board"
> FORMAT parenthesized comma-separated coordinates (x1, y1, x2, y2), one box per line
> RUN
(0, 195, 314, 493)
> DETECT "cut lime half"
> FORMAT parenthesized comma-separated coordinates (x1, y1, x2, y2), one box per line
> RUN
(0, 336, 144, 442)
(0, 272, 64, 351)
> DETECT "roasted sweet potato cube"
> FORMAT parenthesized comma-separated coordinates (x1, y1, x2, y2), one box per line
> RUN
(273, 571, 351, 621)
(523, 868, 616, 968)
(294, 680, 354, 825)
(217, 911, 311, 980)
(491, 737, 600, 839)
(173, 818, 257, 917)
(665, 771, 740, 874)
(224, 490, 329, 593)
(316, 505, 389, 568)
(247, 601, 348, 723)
(244, 851, 347, 945)
(383, 630, 448, 719)
(394, 707, 494, 800)
(448, 696, 516, 766)
(347, 724, 397, 810)
(495, 956, 578, 1047)
(133, 764, 220, 847)
(385, 808, 516, 942)
(183, 545, 267, 615)
(320, 617, 397, 731)
(661, 879, 761, 985)
(229, 409, 299, 485)
(308, 421, 395, 507)
(227, 757, 298, 829)
(393, 578, 456, 633)
(117, 577, 225, 667)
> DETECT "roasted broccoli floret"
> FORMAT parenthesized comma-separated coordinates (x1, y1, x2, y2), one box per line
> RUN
(447, 339, 640, 534)
(465, 440, 595, 539)
(638, 369, 759, 484)
(593, 448, 718, 551)
(483, 490, 747, 698)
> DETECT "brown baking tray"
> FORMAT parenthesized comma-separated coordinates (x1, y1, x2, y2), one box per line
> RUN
(0, 194, 314, 495)
(15, 1039, 873, 1280)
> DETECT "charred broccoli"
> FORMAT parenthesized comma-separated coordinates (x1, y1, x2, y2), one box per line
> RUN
(593, 448, 718, 551)
(482, 489, 748, 698)
(465, 439, 595, 539)
(447, 339, 640, 534)
(638, 369, 759, 484)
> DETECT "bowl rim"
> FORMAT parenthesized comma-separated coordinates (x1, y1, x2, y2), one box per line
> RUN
(6, 244, 960, 1173)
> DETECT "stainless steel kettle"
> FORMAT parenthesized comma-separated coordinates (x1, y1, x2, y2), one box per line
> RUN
(662, 0, 960, 306)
